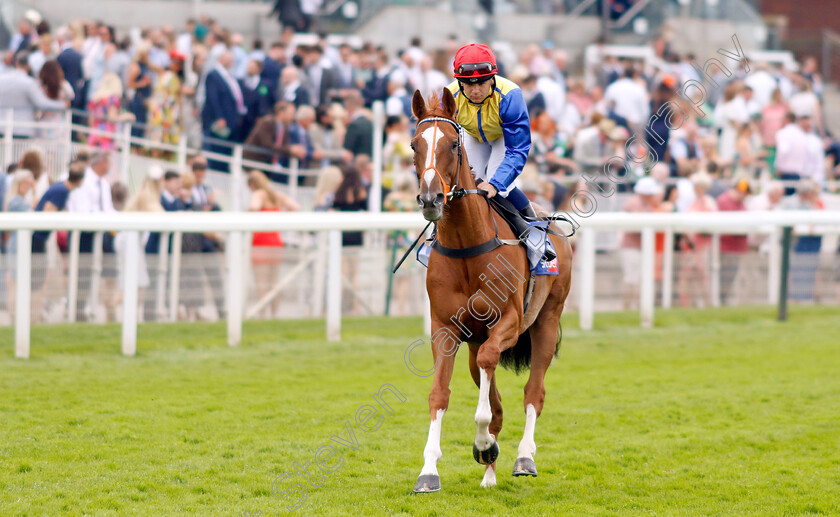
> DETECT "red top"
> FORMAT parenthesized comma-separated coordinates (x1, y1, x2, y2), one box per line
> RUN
(252, 207, 283, 247)
(716, 191, 748, 253)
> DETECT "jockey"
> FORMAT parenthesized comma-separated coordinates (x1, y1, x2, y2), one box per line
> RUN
(447, 43, 538, 229)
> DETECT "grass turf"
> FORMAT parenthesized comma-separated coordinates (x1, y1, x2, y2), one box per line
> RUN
(1, 306, 838, 516)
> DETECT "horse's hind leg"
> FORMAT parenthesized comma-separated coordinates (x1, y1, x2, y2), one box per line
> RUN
(514, 309, 562, 477)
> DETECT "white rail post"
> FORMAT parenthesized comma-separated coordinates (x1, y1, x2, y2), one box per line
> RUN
(226, 231, 244, 346)
(90, 231, 104, 319)
(312, 231, 327, 317)
(67, 230, 81, 323)
(231, 145, 244, 212)
(578, 228, 596, 331)
(4, 109, 13, 165)
(640, 227, 655, 328)
(15, 230, 32, 359)
(121, 231, 140, 356)
(371, 101, 385, 214)
(662, 228, 674, 309)
(168, 231, 183, 322)
(63, 110, 73, 168)
(289, 158, 299, 202)
(155, 232, 170, 321)
(710, 233, 721, 307)
(326, 229, 342, 341)
(177, 138, 188, 172)
(120, 124, 132, 185)
(767, 226, 781, 304)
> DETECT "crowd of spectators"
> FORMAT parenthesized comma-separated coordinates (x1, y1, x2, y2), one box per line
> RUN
(2, 8, 840, 320)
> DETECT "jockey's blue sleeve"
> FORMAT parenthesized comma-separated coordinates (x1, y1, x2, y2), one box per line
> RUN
(489, 87, 532, 194)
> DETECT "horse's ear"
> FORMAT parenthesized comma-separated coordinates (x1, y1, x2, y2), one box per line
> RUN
(441, 88, 457, 118)
(411, 90, 426, 121)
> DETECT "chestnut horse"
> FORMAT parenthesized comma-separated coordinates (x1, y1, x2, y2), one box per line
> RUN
(410, 89, 573, 492)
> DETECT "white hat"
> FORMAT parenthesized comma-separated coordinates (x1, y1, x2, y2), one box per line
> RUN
(147, 165, 164, 181)
(634, 176, 663, 196)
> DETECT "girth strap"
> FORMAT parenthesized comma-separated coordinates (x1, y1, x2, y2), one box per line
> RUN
(432, 236, 517, 258)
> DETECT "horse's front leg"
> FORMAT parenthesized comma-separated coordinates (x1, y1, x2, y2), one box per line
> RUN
(414, 324, 459, 493)
(473, 313, 519, 486)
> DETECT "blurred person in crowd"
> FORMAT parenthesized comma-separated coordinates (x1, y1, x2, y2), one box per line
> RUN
(760, 89, 789, 174)
(87, 73, 127, 149)
(247, 169, 300, 319)
(55, 27, 85, 115)
(0, 52, 68, 139)
(229, 33, 249, 80)
(362, 50, 391, 106)
(10, 17, 36, 59)
(2, 169, 35, 315)
(669, 120, 703, 178)
(678, 172, 718, 307)
(201, 50, 246, 170)
(244, 101, 306, 172)
(733, 121, 765, 181)
(742, 86, 761, 118)
(604, 66, 649, 131)
(775, 113, 810, 195)
(418, 55, 448, 100)
(573, 116, 619, 170)
(176, 19, 196, 57)
(646, 80, 677, 164)
(18, 149, 49, 208)
(382, 115, 413, 191)
(30, 162, 85, 322)
(384, 173, 421, 315)
(313, 165, 343, 211)
(309, 105, 350, 168)
(780, 180, 824, 302)
(294, 104, 323, 170)
(799, 115, 827, 186)
(715, 81, 749, 168)
(619, 176, 662, 310)
(278, 64, 310, 107)
(126, 42, 154, 140)
(240, 59, 273, 139)
(28, 32, 54, 76)
(304, 45, 340, 106)
(531, 111, 576, 176)
(566, 79, 593, 121)
(789, 75, 822, 136)
(37, 59, 74, 139)
(261, 42, 287, 108)
(343, 90, 373, 158)
(115, 166, 164, 322)
(745, 62, 778, 108)
(148, 51, 185, 150)
(717, 179, 752, 305)
(332, 164, 368, 313)
(519, 74, 546, 118)
(385, 76, 411, 119)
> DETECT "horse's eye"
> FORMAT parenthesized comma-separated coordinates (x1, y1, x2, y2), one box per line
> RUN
(451, 141, 458, 151)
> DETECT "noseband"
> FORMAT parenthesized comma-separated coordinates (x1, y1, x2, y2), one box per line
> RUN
(416, 117, 480, 203)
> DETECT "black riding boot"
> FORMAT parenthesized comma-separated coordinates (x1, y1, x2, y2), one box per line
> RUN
(517, 204, 556, 262)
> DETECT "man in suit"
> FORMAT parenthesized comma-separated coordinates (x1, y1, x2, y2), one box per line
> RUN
(56, 28, 85, 108)
(261, 42, 286, 106)
(278, 65, 310, 108)
(240, 59, 274, 143)
(244, 101, 307, 176)
(201, 50, 247, 171)
(304, 45, 341, 106)
(0, 52, 68, 138)
(309, 105, 352, 167)
(343, 90, 373, 158)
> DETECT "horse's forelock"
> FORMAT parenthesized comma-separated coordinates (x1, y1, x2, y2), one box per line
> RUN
(422, 92, 452, 120)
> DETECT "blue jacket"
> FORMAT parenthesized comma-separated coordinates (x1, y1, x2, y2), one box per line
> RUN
(201, 70, 243, 139)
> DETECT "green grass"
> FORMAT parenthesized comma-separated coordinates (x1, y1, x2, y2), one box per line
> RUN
(1, 306, 839, 516)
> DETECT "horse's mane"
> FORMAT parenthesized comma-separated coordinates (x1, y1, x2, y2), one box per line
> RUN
(422, 92, 454, 120)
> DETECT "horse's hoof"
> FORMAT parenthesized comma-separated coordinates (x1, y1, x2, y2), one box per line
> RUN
(473, 440, 500, 465)
(413, 474, 441, 493)
(512, 457, 538, 477)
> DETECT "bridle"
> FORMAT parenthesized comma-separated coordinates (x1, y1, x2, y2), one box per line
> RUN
(415, 116, 482, 204)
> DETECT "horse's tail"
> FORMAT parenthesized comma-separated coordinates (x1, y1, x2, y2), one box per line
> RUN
(499, 321, 563, 375)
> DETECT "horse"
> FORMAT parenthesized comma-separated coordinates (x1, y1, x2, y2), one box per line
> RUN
(410, 88, 573, 492)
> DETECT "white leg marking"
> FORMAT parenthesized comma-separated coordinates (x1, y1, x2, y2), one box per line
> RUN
(474, 368, 494, 451)
(517, 403, 537, 460)
(420, 409, 446, 476)
(480, 463, 497, 488)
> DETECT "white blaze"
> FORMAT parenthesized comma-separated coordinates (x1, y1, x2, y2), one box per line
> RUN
(420, 126, 444, 188)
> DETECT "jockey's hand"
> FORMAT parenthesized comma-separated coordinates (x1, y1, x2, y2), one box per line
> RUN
(477, 181, 498, 198)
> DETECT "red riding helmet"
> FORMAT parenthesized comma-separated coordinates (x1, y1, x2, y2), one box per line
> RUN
(453, 43, 498, 84)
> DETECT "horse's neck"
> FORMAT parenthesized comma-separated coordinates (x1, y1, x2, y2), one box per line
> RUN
(436, 156, 495, 248)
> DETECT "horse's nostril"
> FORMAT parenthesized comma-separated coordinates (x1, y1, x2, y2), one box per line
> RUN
(435, 193, 445, 206)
